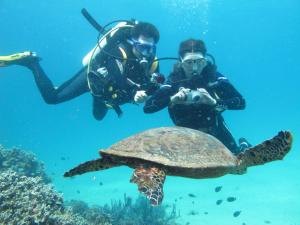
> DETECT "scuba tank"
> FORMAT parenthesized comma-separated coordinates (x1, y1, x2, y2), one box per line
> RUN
(82, 21, 136, 67)
(81, 9, 141, 117)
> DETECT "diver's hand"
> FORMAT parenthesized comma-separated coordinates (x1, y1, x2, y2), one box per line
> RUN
(170, 87, 190, 104)
(134, 90, 148, 103)
(195, 88, 217, 106)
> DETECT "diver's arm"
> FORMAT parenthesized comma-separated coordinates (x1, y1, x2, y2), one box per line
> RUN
(143, 85, 175, 113)
(214, 74, 245, 110)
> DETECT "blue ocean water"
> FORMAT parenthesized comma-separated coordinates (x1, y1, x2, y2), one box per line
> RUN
(0, 0, 299, 224)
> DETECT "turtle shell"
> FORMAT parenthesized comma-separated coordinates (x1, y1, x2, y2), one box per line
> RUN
(101, 126, 238, 169)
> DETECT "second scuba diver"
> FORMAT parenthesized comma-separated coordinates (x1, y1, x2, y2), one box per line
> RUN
(144, 39, 251, 154)
(0, 18, 164, 120)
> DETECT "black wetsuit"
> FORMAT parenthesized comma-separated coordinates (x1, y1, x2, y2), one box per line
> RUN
(28, 38, 160, 120)
(144, 62, 245, 154)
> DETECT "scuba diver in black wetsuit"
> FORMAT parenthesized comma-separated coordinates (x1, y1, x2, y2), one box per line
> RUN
(0, 13, 164, 120)
(144, 39, 251, 154)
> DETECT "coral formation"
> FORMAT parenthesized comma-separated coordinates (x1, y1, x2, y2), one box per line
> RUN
(0, 170, 89, 225)
(66, 200, 112, 225)
(0, 145, 51, 183)
(67, 194, 180, 225)
(0, 145, 180, 225)
(0, 145, 110, 225)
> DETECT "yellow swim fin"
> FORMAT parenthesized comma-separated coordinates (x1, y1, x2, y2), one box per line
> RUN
(0, 51, 37, 67)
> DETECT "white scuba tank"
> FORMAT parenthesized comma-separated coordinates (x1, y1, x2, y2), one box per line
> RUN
(82, 22, 133, 67)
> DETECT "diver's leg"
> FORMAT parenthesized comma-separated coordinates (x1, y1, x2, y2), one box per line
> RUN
(215, 118, 239, 154)
(29, 62, 90, 104)
(1, 51, 90, 103)
(92, 96, 108, 120)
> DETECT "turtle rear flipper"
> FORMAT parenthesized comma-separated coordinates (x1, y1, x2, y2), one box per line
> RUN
(64, 156, 121, 177)
(238, 131, 293, 168)
(130, 166, 166, 206)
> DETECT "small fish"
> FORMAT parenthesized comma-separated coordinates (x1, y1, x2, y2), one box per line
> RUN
(242, 223, 247, 225)
(99, 182, 103, 186)
(76, 190, 80, 194)
(188, 193, 196, 198)
(216, 199, 223, 205)
(233, 211, 241, 217)
(227, 197, 237, 202)
(264, 221, 271, 224)
(215, 186, 222, 192)
(188, 210, 199, 216)
(204, 212, 208, 215)
(60, 157, 66, 160)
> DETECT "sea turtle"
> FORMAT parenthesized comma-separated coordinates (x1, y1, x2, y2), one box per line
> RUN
(64, 126, 292, 206)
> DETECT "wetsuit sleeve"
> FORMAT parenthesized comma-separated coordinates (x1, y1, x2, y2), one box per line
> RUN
(143, 84, 176, 113)
(214, 72, 245, 110)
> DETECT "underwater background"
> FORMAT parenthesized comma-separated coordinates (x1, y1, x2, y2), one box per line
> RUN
(0, 0, 299, 224)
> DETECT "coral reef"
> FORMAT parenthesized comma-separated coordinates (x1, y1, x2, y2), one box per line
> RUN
(0, 145, 51, 183)
(0, 145, 111, 225)
(0, 170, 90, 225)
(0, 144, 180, 225)
(66, 200, 112, 225)
(67, 194, 180, 225)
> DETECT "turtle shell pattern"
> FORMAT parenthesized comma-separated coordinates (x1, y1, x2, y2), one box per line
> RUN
(101, 126, 238, 169)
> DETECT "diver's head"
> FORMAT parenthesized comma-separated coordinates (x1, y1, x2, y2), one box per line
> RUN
(131, 22, 159, 59)
(179, 39, 208, 78)
(181, 52, 207, 78)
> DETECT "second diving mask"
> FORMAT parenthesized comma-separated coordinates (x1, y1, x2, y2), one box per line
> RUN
(181, 53, 207, 77)
(132, 38, 156, 58)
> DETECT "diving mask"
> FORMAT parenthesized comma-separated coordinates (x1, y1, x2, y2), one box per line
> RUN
(181, 52, 207, 77)
(132, 38, 156, 58)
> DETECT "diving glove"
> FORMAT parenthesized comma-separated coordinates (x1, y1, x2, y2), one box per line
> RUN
(0, 51, 39, 67)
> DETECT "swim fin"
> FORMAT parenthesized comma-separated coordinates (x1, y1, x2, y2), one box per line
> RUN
(0, 51, 39, 67)
(238, 137, 252, 152)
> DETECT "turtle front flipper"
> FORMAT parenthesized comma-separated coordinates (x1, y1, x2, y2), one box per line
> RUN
(130, 166, 166, 206)
(238, 131, 293, 167)
(64, 157, 121, 177)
